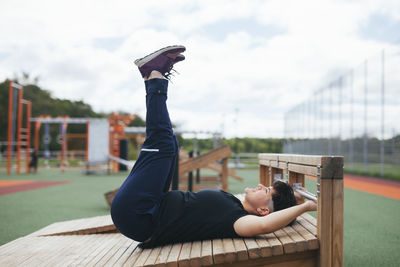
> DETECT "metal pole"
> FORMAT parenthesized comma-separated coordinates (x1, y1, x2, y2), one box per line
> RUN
(380, 49, 385, 177)
(329, 84, 333, 155)
(350, 70, 354, 170)
(7, 82, 13, 175)
(338, 77, 342, 156)
(363, 60, 368, 172)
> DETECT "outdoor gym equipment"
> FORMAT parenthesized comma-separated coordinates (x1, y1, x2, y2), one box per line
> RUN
(7, 81, 32, 175)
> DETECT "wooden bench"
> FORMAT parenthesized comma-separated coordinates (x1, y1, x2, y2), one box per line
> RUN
(259, 153, 344, 267)
(0, 153, 343, 267)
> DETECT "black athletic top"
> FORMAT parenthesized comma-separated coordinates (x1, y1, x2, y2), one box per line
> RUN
(140, 189, 249, 248)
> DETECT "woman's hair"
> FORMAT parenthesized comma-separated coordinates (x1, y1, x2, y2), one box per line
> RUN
(271, 180, 298, 225)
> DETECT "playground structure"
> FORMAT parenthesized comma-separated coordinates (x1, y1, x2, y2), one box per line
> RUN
(30, 116, 90, 173)
(0, 153, 344, 267)
(7, 81, 31, 175)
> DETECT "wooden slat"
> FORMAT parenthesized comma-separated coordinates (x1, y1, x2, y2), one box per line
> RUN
(154, 244, 173, 267)
(144, 247, 162, 266)
(222, 238, 237, 263)
(212, 239, 225, 264)
(264, 233, 284, 256)
(273, 229, 296, 254)
(112, 240, 140, 266)
(291, 222, 319, 250)
(177, 242, 192, 267)
(96, 236, 133, 266)
(301, 212, 317, 227)
(45, 235, 93, 266)
(232, 238, 248, 261)
(62, 234, 110, 266)
(297, 216, 317, 236)
(282, 226, 307, 252)
(189, 241, 202, 267)
(123, 246, 144, 266)
(243, 238, 261, 259)
(133, 247, 152, 266)
(255, 235, 273, 257)
(259, 153, 324, 166)
(165, 243, 182, 267)
(79, 234, 121, 266)
(200, 240, 213, 266)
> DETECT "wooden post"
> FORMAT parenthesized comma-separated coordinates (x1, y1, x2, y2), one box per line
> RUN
(317, 157, 344, 267)
(221, 158, 228, 191)
(259, 164, 268, 186)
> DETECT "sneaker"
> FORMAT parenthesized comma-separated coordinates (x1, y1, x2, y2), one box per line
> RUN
(134, 45, 186, 78)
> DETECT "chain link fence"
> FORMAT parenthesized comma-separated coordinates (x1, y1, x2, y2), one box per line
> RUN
(284, 47, 400, 179)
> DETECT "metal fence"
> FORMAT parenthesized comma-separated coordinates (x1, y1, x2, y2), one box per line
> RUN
(284, 47, 400, 178)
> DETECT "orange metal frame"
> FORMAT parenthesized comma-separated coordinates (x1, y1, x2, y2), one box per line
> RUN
(7, 81, 31, 175)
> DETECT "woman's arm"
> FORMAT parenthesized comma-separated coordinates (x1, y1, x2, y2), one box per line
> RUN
(234, 201, 317, 237)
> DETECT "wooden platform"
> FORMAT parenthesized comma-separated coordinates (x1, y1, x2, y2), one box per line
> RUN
(0, 195, 319, 267)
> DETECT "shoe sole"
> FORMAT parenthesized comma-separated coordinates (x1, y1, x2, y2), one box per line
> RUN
(134, 45, 186, 67)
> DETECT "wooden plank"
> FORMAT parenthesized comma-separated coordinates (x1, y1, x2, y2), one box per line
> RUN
(133, 247, 152, 266)
(243, 237, 261, 259)
(96, 235, 133, 266)
(332, 179, 344, 267)
(123, 246, 144, 266)
(221, 238, 236, 263)
(44, 235, 93, 267)
(200, 240, 213, 266)
(165, 243, 182, 267)
(62, 234, 110, 266)
(255, 235, 273, 257)
(232, 238, 248, 261)
(177, 242, 192, 267)
(189, 241, 202, 267)
(179, 145, 231, 175)
(264, 233, 284, 256)
(318, 179, 333, 267)
(212, 239, 225, 264)
(297, 216, 317, 236)
(273, 229, 296, 254)
(291, 222, 319, 250)
(259, 153, 324, 166)
(281, 226, 307, 252)
(301, 213, 317, 227)
(80, 234, 121, 266)
(154, 244, 173, 267)
(113, 240, 140, 266)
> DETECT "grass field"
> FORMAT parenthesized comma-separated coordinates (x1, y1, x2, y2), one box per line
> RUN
(0, 168, 399, 266)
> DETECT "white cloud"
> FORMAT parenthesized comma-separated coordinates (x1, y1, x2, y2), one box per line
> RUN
(0, 0, 399, 138)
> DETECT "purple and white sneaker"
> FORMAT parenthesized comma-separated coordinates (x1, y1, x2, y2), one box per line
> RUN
(134, 45, 186, 78)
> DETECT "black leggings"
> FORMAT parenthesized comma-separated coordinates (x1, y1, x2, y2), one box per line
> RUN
(111, 78, 178, 242)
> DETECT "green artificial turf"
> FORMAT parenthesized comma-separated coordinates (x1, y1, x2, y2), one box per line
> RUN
(0, 168, 399, 266)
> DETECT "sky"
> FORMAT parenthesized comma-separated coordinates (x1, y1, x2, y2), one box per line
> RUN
(1, 0, 399, 138)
